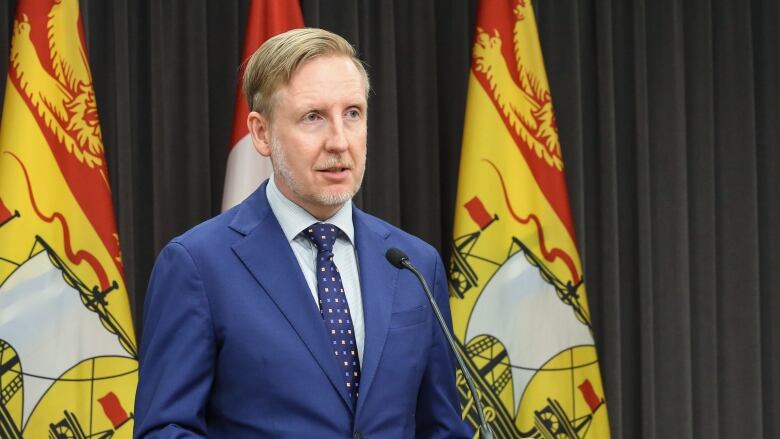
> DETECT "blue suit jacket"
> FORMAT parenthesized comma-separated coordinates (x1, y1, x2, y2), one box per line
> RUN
(134, 182, 470, 438)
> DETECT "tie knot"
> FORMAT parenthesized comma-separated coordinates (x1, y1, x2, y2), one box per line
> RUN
(303, 223, 339, 253)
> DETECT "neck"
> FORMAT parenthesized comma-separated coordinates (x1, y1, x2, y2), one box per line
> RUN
(273, 175, 347, 221)
(307, 205, 342, 222)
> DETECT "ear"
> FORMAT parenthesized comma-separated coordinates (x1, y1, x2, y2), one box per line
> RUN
(247, 111, 271, 157)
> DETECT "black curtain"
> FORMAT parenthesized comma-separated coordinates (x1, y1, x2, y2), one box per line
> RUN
(1, 1, 777, 437)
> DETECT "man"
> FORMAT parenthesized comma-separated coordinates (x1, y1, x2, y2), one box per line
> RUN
(134, 28, 469, 438)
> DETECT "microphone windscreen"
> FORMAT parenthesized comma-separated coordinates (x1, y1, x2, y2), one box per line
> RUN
(385, 247, 408, 268)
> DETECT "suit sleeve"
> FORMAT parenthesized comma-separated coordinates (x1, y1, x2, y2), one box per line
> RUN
(415, 251, 472, 438)
(133, 242, 216, 439)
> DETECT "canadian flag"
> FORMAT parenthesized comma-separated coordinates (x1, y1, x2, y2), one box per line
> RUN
(221, 0, 304, 211)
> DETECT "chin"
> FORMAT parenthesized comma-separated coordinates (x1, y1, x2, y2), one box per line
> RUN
(314, 190, 356, 206)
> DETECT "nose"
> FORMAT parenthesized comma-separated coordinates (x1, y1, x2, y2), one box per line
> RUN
(325, 118, 349, 152)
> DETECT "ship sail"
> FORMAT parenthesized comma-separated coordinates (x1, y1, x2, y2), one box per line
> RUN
(465, 246, 594, 417)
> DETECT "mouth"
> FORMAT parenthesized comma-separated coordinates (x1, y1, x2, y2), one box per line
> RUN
(318, 165, 350, 172)
(316, 164, 353, 181)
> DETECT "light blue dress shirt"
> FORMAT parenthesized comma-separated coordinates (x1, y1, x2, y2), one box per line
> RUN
(265, 176, 365, 361)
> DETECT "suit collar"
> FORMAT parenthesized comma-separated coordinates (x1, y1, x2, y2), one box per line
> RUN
(227, 180, 272, 236)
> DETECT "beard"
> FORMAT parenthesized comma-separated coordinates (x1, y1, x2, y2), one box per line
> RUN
(269, 132, 365, 207)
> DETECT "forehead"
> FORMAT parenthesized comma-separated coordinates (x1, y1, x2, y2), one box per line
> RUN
(277, 56, 367, 110)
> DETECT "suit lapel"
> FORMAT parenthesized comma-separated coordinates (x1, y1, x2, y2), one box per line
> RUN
(352, 209, 398, 415)
(229, 184, 354, 411)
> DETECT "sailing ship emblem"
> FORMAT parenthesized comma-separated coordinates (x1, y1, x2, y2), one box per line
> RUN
(450, 196, 608, 438)
(0, 235, 137, 438)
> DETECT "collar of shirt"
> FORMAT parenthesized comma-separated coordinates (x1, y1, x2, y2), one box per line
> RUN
(265, 176, 355, 244)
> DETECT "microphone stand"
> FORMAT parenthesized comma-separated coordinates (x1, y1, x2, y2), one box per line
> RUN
(386, 249, 494, 439)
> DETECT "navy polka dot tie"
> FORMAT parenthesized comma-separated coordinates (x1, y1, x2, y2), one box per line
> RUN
(304, 223, 361, 405)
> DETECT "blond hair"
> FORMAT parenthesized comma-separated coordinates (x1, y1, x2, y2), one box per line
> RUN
(242, 28, 369, 117)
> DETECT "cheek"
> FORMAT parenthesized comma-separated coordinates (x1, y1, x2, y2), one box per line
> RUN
(280, 137, 318, 163)
(350, 131, 368, 157)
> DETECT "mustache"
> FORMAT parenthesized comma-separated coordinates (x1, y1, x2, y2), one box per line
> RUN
(315, 156, 354, 171)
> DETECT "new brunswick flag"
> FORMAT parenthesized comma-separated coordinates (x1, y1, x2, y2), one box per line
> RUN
(449, 1, 611, 437)
(0, 1, 137, 437)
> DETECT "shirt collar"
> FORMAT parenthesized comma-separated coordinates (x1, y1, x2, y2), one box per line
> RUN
(265, 176, 355, 244)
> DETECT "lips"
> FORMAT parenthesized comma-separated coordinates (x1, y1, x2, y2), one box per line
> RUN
(314, 161, 351, 183)
(319, 166, 350, 173)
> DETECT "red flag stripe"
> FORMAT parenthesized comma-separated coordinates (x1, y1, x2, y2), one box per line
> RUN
(578, 379, 603, 413)
(97, 392, 130, 429)
(0, 198, 12, 223)
(464, 197, 494, 230)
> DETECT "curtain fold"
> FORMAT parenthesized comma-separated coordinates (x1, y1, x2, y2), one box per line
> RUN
(0, 0, 777, 437)
(754, 3, 780, 438)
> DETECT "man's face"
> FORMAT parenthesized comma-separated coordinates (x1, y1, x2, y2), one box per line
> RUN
(250, 55, 368, 220)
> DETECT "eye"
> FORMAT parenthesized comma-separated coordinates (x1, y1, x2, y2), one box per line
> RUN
(345, 108, 361, 120)
(303, 112, 322, 123)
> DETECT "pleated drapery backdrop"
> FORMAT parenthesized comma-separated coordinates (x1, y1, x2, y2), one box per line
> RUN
(1, 1, 777, 437)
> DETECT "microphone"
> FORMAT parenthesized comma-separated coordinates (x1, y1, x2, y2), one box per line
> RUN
(385, 248, 494, 439)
